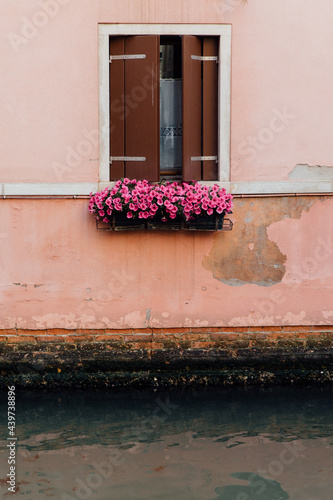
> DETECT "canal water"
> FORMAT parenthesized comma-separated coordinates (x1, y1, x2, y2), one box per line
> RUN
(1, 385, 333, 499)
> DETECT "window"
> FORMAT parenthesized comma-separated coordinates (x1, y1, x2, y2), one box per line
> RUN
(99, 25, 231, 186)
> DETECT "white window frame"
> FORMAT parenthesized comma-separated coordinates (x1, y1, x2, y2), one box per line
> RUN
(98, 23, 232, 189)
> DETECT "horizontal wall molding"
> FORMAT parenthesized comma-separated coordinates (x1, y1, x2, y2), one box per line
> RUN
(1, 180, 333, 197)
(0, 183, 97, 197)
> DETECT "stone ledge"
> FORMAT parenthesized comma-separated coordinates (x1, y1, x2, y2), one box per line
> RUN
(2, 326, 333, 348)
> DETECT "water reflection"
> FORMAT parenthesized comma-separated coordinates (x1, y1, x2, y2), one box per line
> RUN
(209, 473, 289, 500)
(0, 385, 333, 499)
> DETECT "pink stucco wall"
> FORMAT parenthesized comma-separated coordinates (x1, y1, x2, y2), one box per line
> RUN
(1, 0, 333, 329)
(1, 196, 333, 329)
(2, 0, 333, 183)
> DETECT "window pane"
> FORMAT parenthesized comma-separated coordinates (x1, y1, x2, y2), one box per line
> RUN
(160, 40, 182, 179)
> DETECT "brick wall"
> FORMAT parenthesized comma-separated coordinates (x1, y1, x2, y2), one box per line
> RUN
(2, 325, 333, 388)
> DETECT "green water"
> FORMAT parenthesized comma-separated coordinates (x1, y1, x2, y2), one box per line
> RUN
(1, 385, 333, 499)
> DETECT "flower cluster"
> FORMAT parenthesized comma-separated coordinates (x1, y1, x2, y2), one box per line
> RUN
(89, 178, 233, 223)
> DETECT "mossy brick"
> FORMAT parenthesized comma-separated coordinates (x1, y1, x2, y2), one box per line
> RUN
(211, 333, 239, 341)
(36, 336, 66, 343)
(131, 343, 152, 350)
(151, 342, 164, 349)
(232, 340, 250, 348)
(153, 334, 182, 341)
(182, 334, 211, 341)
(101, 341, 129, 350)
(162, 340, 180, 349)
(249, 339, 277, 348)
(305, 339, 333, 348)
(95, 335, 125, 342)
(190, 327, 220, 333)
(6, 336, 37, 344)
(64, 336, 94, 343)
(124, 334, 152, 342)
(192, 341, 217, 349)
(239, 333, 267, 340)
(276, 339, 305, 348)
(274, 333, 296, 340)
(178, 341, 191, 349)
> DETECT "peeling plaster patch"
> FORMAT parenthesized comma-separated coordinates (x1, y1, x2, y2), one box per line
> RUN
(227, 314, 276, 326)
(31, 314, 80, 329)
(203, 197, 316, 287)
(124, 311, 145, 328)
(99, 317, 121, 328)
(28, 314, 120, 329)
(267, 198, 333, 285)
(161, 312, 170, 318)
(322, 311, 333, 320)
(283, 311, 307, 324)
(288, 164, 333, 180)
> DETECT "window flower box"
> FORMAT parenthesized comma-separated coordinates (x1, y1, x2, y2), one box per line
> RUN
(89, 179, 233, 232)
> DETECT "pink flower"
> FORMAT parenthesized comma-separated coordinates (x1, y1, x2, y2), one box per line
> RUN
(127, 212, 133, 218)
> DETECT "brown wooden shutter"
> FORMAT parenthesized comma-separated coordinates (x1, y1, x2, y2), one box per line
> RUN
(109, 36, 125, 180)
(202, 37, 218, 181)
(182, 35, 202, 181)
(109, 35, 160, 181)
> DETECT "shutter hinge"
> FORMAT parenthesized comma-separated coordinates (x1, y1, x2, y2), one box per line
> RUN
(191, 55, 218, 63)
(110, 156, 146, 164)
(191, 156, 218, 163)
(109, 54, 146, 63)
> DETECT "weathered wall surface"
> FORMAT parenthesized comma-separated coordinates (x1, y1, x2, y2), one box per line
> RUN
(1, 196, 332, 329)
(1, 0, 333, 335)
